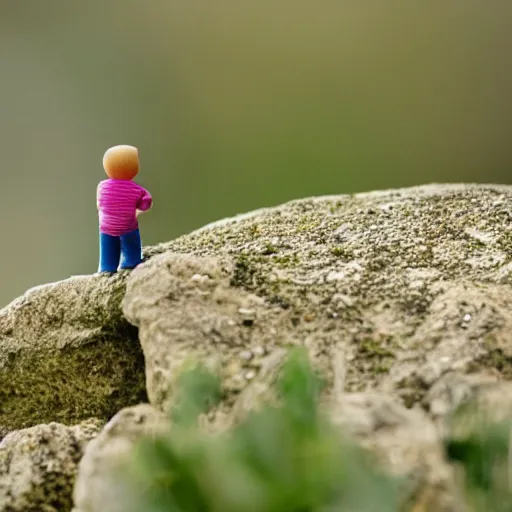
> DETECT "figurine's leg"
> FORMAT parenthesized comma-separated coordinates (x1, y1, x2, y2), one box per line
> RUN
(119, 228, 143, 269)
(98, 232, 121, 273)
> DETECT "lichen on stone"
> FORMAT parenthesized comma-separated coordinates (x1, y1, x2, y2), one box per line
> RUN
(0, 273, 147, 431)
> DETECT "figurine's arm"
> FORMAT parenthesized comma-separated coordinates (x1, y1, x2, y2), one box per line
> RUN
(137, 187, 153, 213)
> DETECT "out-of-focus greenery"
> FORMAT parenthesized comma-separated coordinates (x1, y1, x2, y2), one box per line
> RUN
(445, 408, 512, 512)
(1, 2, 512, 306)
(124, 348, 512, 512)
(126, 347, 401, 512)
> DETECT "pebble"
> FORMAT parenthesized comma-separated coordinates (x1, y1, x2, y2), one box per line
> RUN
(191, 274, 209, 282)
(240, 350, 253, 361)
(252, 346, 265, 356)
(326, 271, 345, 282)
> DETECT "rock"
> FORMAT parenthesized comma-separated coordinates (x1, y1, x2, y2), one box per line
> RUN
(124, 184, 512, 417)
(331, 393, 466, 511)
(72, 404, 168, 512)
(424, 371, 499, 425)
(0, 418, 102, 512)
(0, 274, 147, 431)
(2, 183, 512, 509)
(429, 377, 512, 443)
(431, 377, 512, 505)
(119, 184, 512, 509)
(393, 282, 512, 401)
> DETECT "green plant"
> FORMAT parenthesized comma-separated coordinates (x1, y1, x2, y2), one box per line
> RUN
(126, 348, 401, 512)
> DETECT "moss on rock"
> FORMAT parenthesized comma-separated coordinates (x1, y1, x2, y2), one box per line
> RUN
(0, 274, 147, 431)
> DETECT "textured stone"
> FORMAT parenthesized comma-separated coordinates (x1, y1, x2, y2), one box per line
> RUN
(0, 273, 147, 431)
(3, 183, 512, 510)
(72, 404, 168, 512)
(432, 377, 512, 442)
(424, 371, 500, 425)
(124, 184, 512, 418)
(0, 419, 102, 512)
(119, 184, 512, 510)
(331, 393, 466, 512)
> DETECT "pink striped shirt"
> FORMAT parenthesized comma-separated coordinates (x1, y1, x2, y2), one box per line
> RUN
(97, 179, 152, 236)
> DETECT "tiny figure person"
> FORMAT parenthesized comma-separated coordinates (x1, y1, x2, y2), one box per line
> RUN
(97, 144, 152, 273)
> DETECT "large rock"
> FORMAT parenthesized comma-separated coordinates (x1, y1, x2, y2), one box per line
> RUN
(0, 274, 147, 431)
(118, 184, 512, 510)
(3, 183, 512, 510)
(0, 418, 102, 511)
(124, 184, 512, 417)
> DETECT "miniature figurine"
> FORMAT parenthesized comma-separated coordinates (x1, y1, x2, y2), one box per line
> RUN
(97, 144, 152, 273)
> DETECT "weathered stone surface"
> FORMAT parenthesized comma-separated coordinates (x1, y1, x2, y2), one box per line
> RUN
(118, 184, 512, 510)
(427, 375, 512, 440)
(331, 393, 466, 512)
(0, 418, 102, 512)
(72, 404, 168, 512)
(3, 183, 512, 510)
(124, 184, 512, 417)
(424, 371, 500, 425)
(0, 273, 147, 431)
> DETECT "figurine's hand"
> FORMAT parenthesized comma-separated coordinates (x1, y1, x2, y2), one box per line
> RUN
(136, 209, 142, 217)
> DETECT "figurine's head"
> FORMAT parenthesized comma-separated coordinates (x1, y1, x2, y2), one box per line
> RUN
(103, 145, 139, 180)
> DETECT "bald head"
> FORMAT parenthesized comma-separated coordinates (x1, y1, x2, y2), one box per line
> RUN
(103, 145, 139, 180)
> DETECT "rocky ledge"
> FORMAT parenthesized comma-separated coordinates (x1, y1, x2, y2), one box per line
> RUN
(2, 183, 512, 511)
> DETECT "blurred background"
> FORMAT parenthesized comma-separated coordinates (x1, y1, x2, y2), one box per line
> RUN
(0, 1, 511, 307)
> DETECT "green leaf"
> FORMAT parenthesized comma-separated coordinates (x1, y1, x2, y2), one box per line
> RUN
(277, 346, 324, 434)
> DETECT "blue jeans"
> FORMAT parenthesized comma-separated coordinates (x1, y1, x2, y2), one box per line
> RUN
(98, 229, 142, 273)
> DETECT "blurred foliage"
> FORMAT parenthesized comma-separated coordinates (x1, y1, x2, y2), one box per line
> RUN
(127, 347, 401, 512)
(1, 2, 512, 306)
(125, 348, 512, 511)
(445, 408, 512, 512)
(104, 345, 512, 512)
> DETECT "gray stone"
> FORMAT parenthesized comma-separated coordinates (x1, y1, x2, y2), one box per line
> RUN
(424, 371, 499, 424)
(72, 404, 168, 512)
(0, 274, 147, 431)
(0, 419, 102, 512)
(3, 183, 512, 510)
(331, 393, 466, 511)
(124, 184, 512, 417)
(436, 378, 512, 443)
(118, 184, 512, 510)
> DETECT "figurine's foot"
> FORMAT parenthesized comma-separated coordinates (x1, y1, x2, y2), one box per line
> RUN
(118, 261, 142, 271)
(96, 270, 116, 276)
